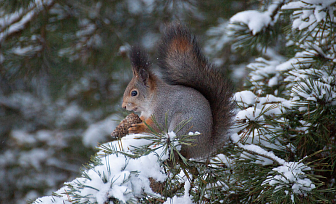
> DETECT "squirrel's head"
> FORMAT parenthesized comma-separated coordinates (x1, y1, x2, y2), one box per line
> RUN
(122, 46, 155, 115)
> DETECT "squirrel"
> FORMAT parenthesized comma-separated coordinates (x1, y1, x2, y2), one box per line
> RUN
(122, 24, 234, 159)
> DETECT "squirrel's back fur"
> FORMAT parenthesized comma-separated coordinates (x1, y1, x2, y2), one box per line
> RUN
(157, 24, 234, 154)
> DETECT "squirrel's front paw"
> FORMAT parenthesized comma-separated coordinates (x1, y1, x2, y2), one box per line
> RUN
(128, 123, 147, 134)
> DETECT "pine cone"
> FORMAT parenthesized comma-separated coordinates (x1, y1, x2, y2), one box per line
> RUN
(149, 177, 165, 194)
(111, 113, 142, 139)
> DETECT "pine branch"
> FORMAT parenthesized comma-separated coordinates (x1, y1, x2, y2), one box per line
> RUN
(0, 0, 56, 43)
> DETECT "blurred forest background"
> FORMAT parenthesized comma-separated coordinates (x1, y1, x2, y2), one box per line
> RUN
(0, 0, 255, 203)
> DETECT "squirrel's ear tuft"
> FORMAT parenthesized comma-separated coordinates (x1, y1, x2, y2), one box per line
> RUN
(139, 68, 149, 86)
(130, 45, 151, 75)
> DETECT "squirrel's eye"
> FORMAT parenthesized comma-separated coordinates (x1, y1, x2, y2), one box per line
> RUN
(131, 90, 138, 96)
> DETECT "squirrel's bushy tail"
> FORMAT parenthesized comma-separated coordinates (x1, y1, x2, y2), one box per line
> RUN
(158, 24, 234, 150)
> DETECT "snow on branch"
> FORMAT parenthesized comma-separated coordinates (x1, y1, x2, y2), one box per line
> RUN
(229, 0, 286, 35)
(33, 133, 166, 204)
(263, 161, 316, 197)
(275, 50, 318, 72)
(237, 142, 286, 165)
(230, 10, 272, 36)
(232, 120, 316, 197)
(282, 0, 336, 31)
(0, 0, 55, 43)
(32, 130, 199, 204)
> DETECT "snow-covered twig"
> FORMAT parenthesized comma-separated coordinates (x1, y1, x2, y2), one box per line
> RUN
(0, 0, 55, 43)
(237, 143, 285, 165)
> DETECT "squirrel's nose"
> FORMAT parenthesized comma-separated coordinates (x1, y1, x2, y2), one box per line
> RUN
(122, 102, 127, 109)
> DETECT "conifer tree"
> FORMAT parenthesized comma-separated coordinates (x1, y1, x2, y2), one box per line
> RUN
(225, 0, 336, 202)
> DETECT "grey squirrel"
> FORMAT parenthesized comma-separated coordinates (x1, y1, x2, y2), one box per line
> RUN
(122, 24, 234, 158)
